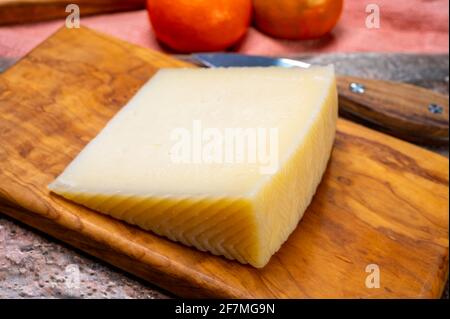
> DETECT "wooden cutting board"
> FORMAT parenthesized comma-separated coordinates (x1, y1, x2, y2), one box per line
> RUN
(0, 27, 448, 298)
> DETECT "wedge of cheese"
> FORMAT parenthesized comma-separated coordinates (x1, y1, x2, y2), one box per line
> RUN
(49, 66, 338, 268)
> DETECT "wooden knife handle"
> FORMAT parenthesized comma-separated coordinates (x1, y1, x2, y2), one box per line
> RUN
(0, 0, 146, 25)
(336, 76, 449, 145)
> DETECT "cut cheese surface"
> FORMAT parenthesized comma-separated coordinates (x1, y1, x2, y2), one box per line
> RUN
(49, 66, 338, 268)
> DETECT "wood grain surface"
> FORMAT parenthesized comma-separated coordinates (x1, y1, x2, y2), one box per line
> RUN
(0, 0, 146, 25)
(0, 27, 448, 298)
(337, 76, 449, 146)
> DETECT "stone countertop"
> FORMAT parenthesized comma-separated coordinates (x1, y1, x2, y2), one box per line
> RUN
(0, 216, 171, 299)
(0, 53, 448, 299)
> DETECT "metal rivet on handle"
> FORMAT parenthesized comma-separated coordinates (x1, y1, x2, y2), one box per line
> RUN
(349, 82, 365, 94)
(428, 103, 443, 114)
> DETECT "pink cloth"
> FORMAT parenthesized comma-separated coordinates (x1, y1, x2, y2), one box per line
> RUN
(0, 0, 448, 58)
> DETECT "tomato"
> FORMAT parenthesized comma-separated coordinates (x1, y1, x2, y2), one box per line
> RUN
(147, 0, 252, 52)
(253, 0, 344, 40)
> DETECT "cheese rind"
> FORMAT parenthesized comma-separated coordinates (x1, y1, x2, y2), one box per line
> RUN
(49, 66, 338, 268)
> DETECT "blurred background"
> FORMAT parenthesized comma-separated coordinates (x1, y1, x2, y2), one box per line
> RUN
(0, 0, 448, 58)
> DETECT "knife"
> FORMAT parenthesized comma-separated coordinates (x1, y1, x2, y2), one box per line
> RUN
(184, 53, 449, 146)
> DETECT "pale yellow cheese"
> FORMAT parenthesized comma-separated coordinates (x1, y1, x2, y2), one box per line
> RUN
(49, 66, 338, 268)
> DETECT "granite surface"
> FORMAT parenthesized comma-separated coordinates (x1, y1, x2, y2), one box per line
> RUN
(0, 53, 448, 299)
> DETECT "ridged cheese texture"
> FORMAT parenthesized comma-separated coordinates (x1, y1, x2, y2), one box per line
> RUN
(49, 66, 338, 268)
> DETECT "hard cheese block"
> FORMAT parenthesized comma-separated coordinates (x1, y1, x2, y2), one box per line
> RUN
(49, 66, 338, 268)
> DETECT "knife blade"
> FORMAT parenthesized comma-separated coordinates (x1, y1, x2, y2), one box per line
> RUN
(188, 53, 449, 146)
(194, 53, 312, 69)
